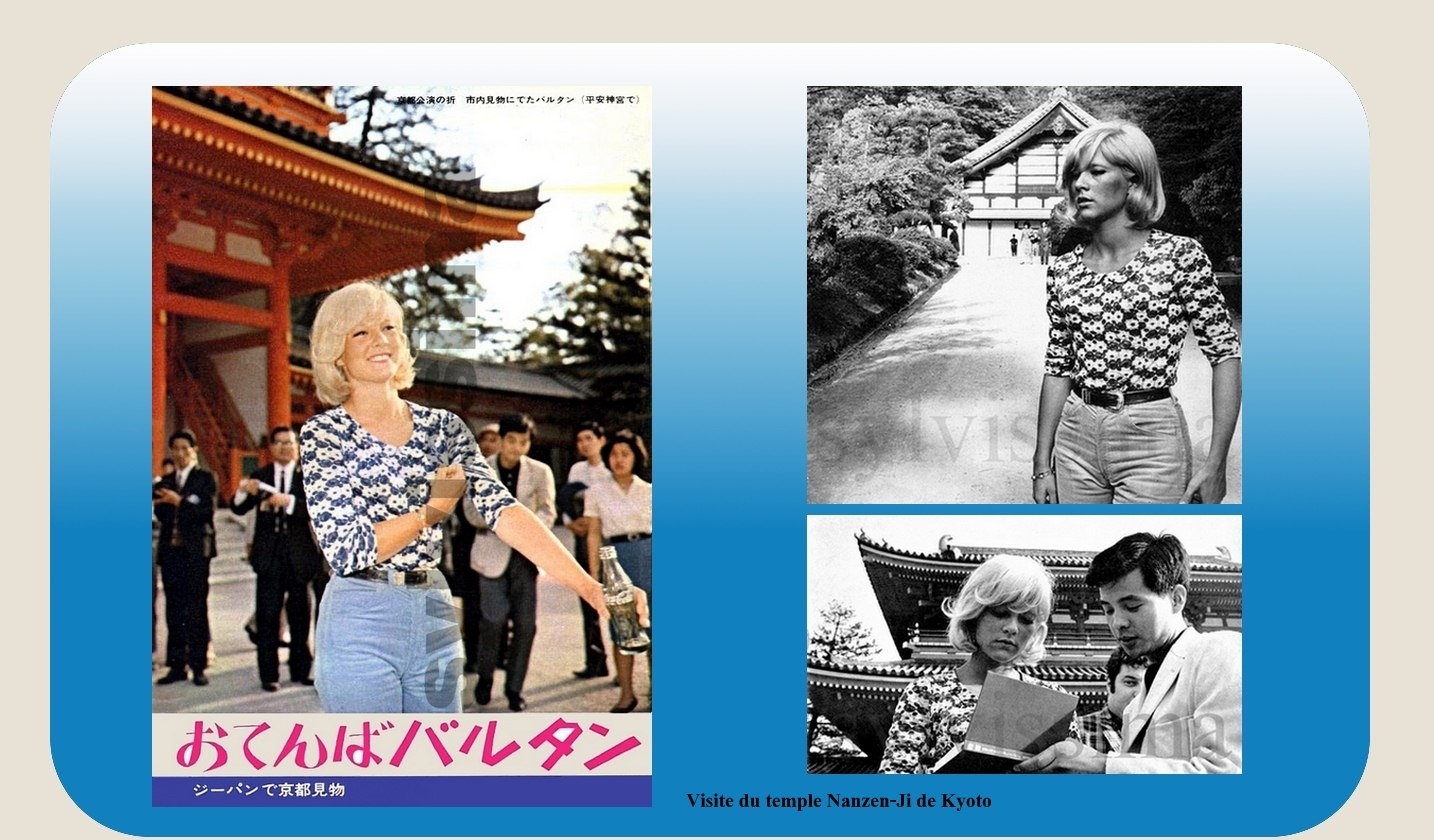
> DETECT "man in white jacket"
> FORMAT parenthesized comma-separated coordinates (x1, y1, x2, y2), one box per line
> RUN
(465, 413, 556, 712)
(1017, 532, 1241, 774)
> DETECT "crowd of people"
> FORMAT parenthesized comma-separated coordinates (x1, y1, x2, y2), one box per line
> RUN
(152, 282, 652, 715)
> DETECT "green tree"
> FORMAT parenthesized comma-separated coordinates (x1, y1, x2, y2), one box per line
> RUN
(516, 169, 652, 436)
(808, 599, 882, 752)
(809, 598, 881, 665)
(293, 87, 488, 338)
(807, 92, 974, 285)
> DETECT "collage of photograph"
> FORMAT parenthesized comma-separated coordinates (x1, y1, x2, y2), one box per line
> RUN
(35, 33, 1384, 840)
(806, 86, 1244, 775)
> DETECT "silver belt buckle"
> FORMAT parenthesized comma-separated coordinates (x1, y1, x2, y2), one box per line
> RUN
(388, 569, 406, 586)
(1112, 390, 1125, 410)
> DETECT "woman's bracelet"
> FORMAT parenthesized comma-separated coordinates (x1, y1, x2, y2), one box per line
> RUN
(1031, 468, 1054, 481)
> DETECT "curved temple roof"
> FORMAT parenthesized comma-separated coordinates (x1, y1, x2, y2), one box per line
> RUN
(158, 86, 545, 212)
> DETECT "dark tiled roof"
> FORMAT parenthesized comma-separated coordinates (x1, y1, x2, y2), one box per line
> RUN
(856, 532, 1239, 573)
(158, 86, 544, 212)
(957, 90, 1099, 173)
(289, 337, 588, 400)
(410, 353, 589, 400)
(810, 658, 1106, 685)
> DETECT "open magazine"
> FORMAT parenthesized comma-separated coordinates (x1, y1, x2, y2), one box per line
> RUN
(933, 672, 1078, 774)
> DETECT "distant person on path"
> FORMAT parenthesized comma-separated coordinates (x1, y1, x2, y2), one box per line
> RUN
(298, 281, 640, 714)
(1032, 120, 1242, 504)
(476, 423, 500, 458)
(1010, 232, 1019, 258)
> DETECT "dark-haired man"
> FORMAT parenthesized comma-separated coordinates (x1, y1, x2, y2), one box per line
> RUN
(153, 430, 218, 687)
(465, 413, 555, 711)
(233, 425, 324, 692)
(1075, 648, 1147, 754)
(1017, 532, 1241, 773)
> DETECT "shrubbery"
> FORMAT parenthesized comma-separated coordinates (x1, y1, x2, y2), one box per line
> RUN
(808, 230, 959, 375)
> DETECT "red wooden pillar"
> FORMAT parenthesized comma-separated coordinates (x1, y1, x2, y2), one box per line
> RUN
(153, 243, 168, 470)
(267, 272, 291, 436)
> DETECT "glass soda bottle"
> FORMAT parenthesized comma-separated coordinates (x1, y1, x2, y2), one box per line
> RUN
(599, 545, 650, 653)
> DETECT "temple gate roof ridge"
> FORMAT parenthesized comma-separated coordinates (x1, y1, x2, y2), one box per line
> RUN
(956, 88, 1099, 176)
(158, 86, 545, 212)
(809, 657, 1106, 683)
(855, 531, 1238, 573)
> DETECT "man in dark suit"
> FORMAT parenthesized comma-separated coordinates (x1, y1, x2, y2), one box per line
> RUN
(447, 492, 483, 674)
(447, 422, 505, 675)
(231, 425, 324, 692)
(153, 430, 218, 686)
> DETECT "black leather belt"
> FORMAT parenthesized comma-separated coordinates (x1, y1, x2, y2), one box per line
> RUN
(1078, 387, 1171, 409)
(347, 567, 433, 586)
(611, 532, 651, 542)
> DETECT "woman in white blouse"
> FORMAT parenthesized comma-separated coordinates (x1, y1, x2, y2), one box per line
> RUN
(582, 430, 652, 713)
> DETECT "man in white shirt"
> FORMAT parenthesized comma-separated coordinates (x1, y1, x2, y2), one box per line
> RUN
(232, 426, 325, 692)
(153, 430, 217, 686)
(1017, 532, 1241, 774)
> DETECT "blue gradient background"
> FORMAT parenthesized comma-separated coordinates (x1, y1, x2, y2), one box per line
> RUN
(51, 44, 1368, 836)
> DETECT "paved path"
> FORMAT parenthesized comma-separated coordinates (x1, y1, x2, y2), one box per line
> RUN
(152, 512, 649, 715)
(807, 257, 1242, 504)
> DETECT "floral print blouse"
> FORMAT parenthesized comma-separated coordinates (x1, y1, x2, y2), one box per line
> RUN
(1044, 230, 1241, 392)
(300, 402, 516, 576)
(878, 669, 1075, 774)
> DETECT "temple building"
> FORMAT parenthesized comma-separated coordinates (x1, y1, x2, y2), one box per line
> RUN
(955, 87, 1097, 259)
(152, 86, 554, 495)
(807, 530, 1243, 773)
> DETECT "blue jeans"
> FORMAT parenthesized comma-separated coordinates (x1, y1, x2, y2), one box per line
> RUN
(314, 571, 464, 713)
(1054, 393, 1192, 504)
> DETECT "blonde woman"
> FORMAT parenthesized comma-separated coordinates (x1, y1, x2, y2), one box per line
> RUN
(879, 555, 1071, 774)
(1032, 120, 1241, 505)
(299, 282, 645, 713)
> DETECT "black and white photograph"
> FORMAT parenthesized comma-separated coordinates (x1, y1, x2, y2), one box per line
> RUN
(807, 515, 1242, 774)
(807, 86, 1243, 504)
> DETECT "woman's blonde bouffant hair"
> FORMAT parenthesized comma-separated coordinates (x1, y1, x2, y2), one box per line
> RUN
(1058, 119, 1166, 229)
(309, 282, 416, 406)
(943, 554, 1055, 665)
